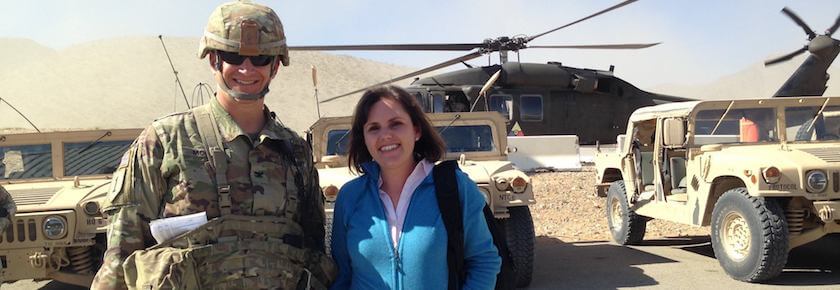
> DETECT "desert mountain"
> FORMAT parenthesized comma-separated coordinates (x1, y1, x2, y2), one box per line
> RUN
(2, 37, 839, 135)
(0, 37, 412, 134)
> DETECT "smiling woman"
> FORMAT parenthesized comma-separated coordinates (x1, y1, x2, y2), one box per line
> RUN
(346, 86, 445, 175)
(330, 85, 501, 289)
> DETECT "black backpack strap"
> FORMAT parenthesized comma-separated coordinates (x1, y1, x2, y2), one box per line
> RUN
(433, 160, 466, 290)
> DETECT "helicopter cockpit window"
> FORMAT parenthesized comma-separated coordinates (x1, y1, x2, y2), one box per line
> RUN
(520, 95, 543, 121)
(785, 105, 840, 142)
(693, 108, 777, 145)
(1, 144, 52, 180)
(64, 140, 133, 176)
(431, 94, 445, 113)
(489, 94, 512, 116)
(436, 125, 494, 153)
(326, 129, 350, 155)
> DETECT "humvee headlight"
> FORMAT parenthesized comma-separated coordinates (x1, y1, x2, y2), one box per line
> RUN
(83, 201, 100, 215)
(494, 177, 510, 191)
(43, 215, 68, 240)
(511, 176, 528, 193)
(322, 185, 339, 201)
(762, 167, 781, 184)
(806, 170, 828, 193)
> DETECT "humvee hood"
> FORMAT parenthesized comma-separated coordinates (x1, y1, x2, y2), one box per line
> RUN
(710, 144, 840, 169)
(319, 167, 359, 188)
(4, 179, 110, 212)
(458, 160, 516, 183)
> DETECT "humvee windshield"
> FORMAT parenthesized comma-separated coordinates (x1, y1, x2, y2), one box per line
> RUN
(64, 140, 133, 176)
(325, 124, 496, 156)
(0, 140, 132, 180)
(326, 130, 350, 156)
(1, 144, 52, 179)
(785, 105, 840, 142)
(438, 125, 494, 153)
(693, 108, 778, 145)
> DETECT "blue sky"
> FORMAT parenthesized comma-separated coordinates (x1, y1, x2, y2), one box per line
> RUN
(2, 0, 838, 88)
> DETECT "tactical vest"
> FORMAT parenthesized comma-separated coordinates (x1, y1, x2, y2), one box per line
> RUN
(122, 105, 330, 290)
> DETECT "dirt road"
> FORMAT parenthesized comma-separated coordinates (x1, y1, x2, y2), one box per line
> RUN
(8, 235, 839, 290)
(5, 168, 839, 289)
(526, 234, 840, 289)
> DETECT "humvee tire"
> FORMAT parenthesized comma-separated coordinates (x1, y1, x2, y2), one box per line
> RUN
(711, 187, 789, 282)
(606, 180, 647, 245)
(505, 206, 535, 287)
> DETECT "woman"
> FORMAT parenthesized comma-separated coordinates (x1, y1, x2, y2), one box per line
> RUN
(330, 85, 501, 289)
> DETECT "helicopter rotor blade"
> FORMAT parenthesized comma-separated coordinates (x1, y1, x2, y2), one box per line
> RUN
(319, 51, 484, 103)
(827, 11, 840, 36)
(528, 42, 661, 49)
(289, 43, 483, 51)
(527, 0, 638, 42)
(781, 7, 817, 39)
(764, 46, 808, 66)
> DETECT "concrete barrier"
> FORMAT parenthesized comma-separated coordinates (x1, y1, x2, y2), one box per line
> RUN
(507, 135, 581, 171)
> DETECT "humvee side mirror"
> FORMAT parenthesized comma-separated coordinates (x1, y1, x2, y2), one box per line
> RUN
(663, 118, 685, 146)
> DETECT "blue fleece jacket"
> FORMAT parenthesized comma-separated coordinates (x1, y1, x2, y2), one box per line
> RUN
(330, 162, 501, 290)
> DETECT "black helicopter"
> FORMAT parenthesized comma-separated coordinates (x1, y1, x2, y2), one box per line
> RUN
(290, 2, 840, 144)
(289, 0, 692, 144)
(767, 7, 840, 98)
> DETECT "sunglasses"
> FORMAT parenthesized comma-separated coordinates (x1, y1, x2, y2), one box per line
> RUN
(217, 51, 275, 66)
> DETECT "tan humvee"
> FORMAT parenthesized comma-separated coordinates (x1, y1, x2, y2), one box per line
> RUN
(594, 96, 840, 282)
(0, 129, 141, 287)
(308, 111, 537, 286)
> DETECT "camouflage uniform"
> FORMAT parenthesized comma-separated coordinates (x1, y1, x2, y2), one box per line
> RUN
(0, 184, 15, 234)
(91, 99, 334, 289)
(0, 184, 15, 278)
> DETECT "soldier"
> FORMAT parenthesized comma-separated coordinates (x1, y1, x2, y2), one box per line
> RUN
(0, 184, 15, 281)
(90, 1, 335, 289)
(0, 185, 15, 234)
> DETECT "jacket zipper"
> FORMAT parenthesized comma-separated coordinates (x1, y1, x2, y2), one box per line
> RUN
(373, 167, 433, 289)
(394, 179, 430, 289)
(372, 177, 403, 289)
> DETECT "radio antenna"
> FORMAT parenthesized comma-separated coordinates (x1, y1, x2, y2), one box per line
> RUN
(158, 35, 191, 109)
(1, 97, 40, 133)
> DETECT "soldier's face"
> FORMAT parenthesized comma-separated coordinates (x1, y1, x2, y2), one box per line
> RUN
(215, 51, 277, 96)
(363, 98, 421, 172)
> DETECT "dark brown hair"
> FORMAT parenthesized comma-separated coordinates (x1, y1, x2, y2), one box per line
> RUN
(347, 85, 446, 174)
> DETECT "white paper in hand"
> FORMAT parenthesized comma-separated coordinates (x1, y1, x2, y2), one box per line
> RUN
(149, 211, 208, 244)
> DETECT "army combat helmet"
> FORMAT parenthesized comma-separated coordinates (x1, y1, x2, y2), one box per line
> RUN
(199, 0, 289, 100)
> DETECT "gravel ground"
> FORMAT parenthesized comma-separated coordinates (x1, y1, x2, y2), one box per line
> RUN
(530, 165, 709, 242)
